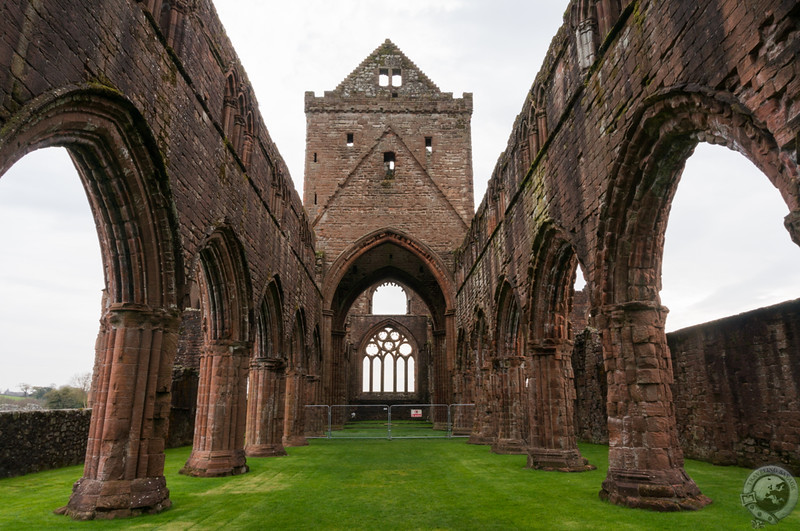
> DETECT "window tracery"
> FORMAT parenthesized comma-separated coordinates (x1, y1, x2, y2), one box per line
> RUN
(361, 325, 415, 393)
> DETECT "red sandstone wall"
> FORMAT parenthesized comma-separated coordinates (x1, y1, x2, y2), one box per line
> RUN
(668, 299, 800, 474)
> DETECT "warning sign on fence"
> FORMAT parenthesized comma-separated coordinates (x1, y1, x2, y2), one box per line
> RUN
(410, 409, 422, 418)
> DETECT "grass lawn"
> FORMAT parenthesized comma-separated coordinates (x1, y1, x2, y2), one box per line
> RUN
(1, 439, 797, 529)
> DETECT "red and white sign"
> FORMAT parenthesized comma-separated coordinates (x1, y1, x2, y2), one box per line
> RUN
(410, 409, 422, 418)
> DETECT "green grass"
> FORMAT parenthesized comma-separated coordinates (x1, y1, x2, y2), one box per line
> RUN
(1, 440, 797, 529)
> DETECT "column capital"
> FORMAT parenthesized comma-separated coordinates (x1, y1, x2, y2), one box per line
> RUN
(251, 357, 285, 371)
(105, 304, 181, 328)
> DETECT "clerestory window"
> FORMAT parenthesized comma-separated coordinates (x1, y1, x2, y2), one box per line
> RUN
(384, 152, 396, 176)
(362, 325, 415, 393)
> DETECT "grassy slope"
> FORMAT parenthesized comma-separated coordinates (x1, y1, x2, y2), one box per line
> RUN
(1, 441, 797, 529)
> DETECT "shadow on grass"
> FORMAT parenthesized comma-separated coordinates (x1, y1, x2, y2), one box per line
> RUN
(0, 441, 797, 529)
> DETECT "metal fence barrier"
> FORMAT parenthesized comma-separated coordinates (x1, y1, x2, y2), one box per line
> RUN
(304, 404, 476, 440)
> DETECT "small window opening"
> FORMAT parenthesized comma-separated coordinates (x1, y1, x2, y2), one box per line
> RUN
(379, 68, 389, 87)
(346, 133, 354, 147)
(425, 137, 432, 153)
(314, 192, 317, 205)
(392, 92, 398, 98)
(313, 152, 317, 163)
(391, 69, 402, 86)
(384, 152, 395, 176)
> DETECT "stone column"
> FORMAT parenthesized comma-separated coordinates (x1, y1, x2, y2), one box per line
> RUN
(180, 340, 249, 477)
(526, 341, 594, 471)
(597, 301, 711, 510)
(432, 328, 448, 429)
(305, 374, 324, 436)
(244, 358, 287, 457)
(63, 305, 179, 520)
(785, 209, 800, 247)
(283, 368, 308, 447)
(330, 329, 347, 428)
(492, 356, 528, 454)
(469, 362, 497, 445)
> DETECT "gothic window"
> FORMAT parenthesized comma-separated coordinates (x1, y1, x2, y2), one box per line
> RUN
(391, 68, 402, 86)
(361, 325, 415, 393)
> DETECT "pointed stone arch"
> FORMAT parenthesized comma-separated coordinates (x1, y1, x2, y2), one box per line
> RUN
(0, 86, 182, 519)
(468, 308, 494, 445)
(490, 281, 527, 454)
(525, 223, 593, 471)
(245, 278, 287, 457)
(593, 86, 798, 509)
(283, 309, 309, 447)
(181, 226, 252, 477)
(356, 318, 421, 396)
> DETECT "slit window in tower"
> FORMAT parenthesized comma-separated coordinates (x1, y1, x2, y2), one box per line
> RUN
(425, 137, 432, 153)
(346, 133, 354, 147)
(379, 68, 389, 87)
(384, 151, 395, 176)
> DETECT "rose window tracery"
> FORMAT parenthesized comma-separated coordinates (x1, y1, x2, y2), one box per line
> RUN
(362, 325, 415, 393)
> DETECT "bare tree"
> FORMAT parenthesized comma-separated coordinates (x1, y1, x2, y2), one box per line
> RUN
(70, 372, 92, 408)
(18, 383, 31, 397)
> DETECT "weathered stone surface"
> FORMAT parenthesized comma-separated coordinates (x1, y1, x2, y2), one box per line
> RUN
(1, 0, 799, 519)
(0, 409, 91, 478)
(669, 299, 800, 475)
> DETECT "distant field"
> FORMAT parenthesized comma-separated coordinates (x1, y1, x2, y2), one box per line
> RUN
(1, 438, 797, 529)
(0, 395, 26, 401)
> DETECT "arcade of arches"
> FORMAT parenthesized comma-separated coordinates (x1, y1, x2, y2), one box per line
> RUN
(1, 0, 799, 520)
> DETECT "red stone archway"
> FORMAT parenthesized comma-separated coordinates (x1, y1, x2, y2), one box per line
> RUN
(0, 86, 183, 519)
(321, 228, 456, 419)
(181, 226, 253, 477)
(245, 279, 287, 457)
(595, 87, 800, 510)
(525, 223, 593, 471)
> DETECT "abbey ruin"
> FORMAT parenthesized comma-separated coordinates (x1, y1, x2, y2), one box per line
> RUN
(1, 0, 799, 520)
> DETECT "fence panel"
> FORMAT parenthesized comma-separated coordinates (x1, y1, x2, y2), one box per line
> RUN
(302, 404, 475, 439)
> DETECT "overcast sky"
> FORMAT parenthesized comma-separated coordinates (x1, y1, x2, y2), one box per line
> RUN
(1, 1, 799, 392)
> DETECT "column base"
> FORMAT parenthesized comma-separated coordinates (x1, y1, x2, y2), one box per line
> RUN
(179, 450, 249, 477)
(527, 448, 596, 472)
(467, 433, 496, 445)
(56, 476, 171, 520)
(600, 467, 712, 511)
(491, 438, 528, 455)
(245, 444, 287, 457)
(282, 435, 308, 447)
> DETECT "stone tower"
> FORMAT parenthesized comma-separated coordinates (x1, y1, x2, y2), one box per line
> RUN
(304, 39, 474, 273)
(305, 39, 473, 412)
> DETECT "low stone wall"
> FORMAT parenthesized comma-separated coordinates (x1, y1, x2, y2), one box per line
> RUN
(0, 409, 91, 478)
(669, 299, 800, 475)
(572, 299, 800, 474)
